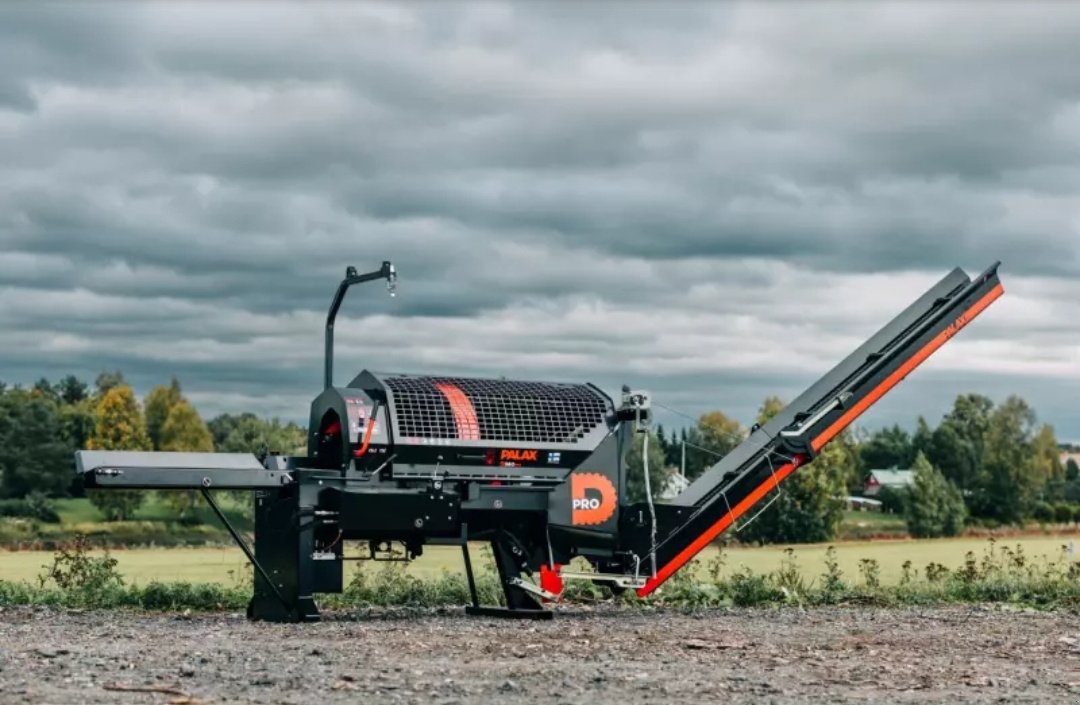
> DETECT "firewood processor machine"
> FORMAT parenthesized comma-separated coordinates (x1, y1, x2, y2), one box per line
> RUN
(76, 260, 1004, 621)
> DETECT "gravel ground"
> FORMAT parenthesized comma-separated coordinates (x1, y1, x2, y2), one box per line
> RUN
(1, 605, 1078, 704)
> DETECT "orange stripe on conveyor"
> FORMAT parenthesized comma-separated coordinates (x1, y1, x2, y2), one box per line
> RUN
(636, 454, 805, 597)
(435, 383, 481, 440)
(637, 281, 1004, 598)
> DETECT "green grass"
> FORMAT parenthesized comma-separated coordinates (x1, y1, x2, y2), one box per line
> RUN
(2, 535, 1076, 588)
(5, 534, 1079, 613)
(0, 543, 489, 586)
(53, 495, 251, 530)
(52, 498, 104, 524)
(840, 509, 906, 526)
(715, 535, 1078, 585)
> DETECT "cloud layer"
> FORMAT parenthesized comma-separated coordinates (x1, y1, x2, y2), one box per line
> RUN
(1, 2, 1078, 439)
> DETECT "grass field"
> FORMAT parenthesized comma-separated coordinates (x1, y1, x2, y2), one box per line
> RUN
(3, 534, 1076, 588)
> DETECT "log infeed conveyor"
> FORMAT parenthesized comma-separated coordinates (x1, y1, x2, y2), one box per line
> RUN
(76, 260, 1004, 621)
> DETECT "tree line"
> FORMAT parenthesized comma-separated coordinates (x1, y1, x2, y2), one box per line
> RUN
(0, 373, 305, 520)
(0, 373, 1073, 542)
(629, 393, 1073, 543)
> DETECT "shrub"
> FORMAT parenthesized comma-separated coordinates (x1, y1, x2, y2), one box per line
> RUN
(729, 570, 783, 606)
(36, 534, 125, 607)
(818, 546, 847, 603)
(858, 558, 881, 589)
(0, 493, 60, 523)
(1054, 503, 1073, 524)
(1032, 501, 1055, 524)
(4, 538, 1080, 614)
(772, 548, 809, 602)
(137, 581, 246, 611)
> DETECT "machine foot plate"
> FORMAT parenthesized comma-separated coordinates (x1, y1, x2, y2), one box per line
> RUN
(465, 605, 554, 620)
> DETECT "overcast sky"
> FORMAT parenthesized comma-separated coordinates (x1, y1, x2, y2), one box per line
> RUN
(1, 2, 1078, 441)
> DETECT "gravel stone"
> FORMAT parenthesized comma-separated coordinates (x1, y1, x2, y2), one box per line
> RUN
(0, 605, 1077, 704)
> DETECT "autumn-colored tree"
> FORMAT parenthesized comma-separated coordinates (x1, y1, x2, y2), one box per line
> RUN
(159, 399, 215, 517)
(684, 410, 745, 480)
(86, 385, 151, 520)
(756, 396, 785, 427)
(145, 377, 183, 450)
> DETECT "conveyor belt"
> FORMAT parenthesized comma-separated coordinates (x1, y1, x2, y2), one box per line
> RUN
(637, 263, 1003, 597)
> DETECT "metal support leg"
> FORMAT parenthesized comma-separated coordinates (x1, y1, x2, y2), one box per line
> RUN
(461, 543, 480, 609)
(199, 488, 291, 615)
(464, 536, 552, 620)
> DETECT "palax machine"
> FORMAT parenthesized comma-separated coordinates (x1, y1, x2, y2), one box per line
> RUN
(76, 260, 1004, 621)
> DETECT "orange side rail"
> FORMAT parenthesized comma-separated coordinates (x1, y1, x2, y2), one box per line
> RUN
(637, 269, 1004, 597)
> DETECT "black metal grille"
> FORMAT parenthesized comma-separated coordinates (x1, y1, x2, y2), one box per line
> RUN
(383, 375, 609, 444)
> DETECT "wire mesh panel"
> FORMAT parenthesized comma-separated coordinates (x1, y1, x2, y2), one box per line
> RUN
(383, 375, 610, 444)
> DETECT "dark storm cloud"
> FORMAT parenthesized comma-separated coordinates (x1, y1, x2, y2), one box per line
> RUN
(0, 2, 1078, 438)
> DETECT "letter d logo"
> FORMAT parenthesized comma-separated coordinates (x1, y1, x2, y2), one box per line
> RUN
(571, 472, 617, 526)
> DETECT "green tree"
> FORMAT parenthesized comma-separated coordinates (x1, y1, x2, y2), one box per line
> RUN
(94, 371, 127, 398)
(923, 394, 993, 493)
(976, 396, 1049, 523)
(0, 389, 72, 498)
(911, 416, 934, 463)
(32, 378, 60, 404)
(145, 377, 183, 451)
(860, 425, 914, 471)
(654, 422, 667, 459)
(624, 431, 668, 503)
(208, 413, 305, 514)
(159, 400, 215, 518)
(86, 385, 151, 520)
(58, 397, 97, 497)
(736, 397, 849, 545)
(684, 410, 744, 480)
(905, 451, 967, 538)
(56, 375, 89, 405)
(208, 413, 306, 455)
(1066, 458, 1080, 482)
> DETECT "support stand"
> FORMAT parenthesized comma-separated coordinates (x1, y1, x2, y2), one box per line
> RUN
(200, 487, 297, 619)
(462, 538, 553, 620)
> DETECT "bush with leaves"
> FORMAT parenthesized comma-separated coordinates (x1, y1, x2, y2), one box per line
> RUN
(0, 492, 60, 522)
(1033, 501, 1055, 524)
(37, 534, 125, 606)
